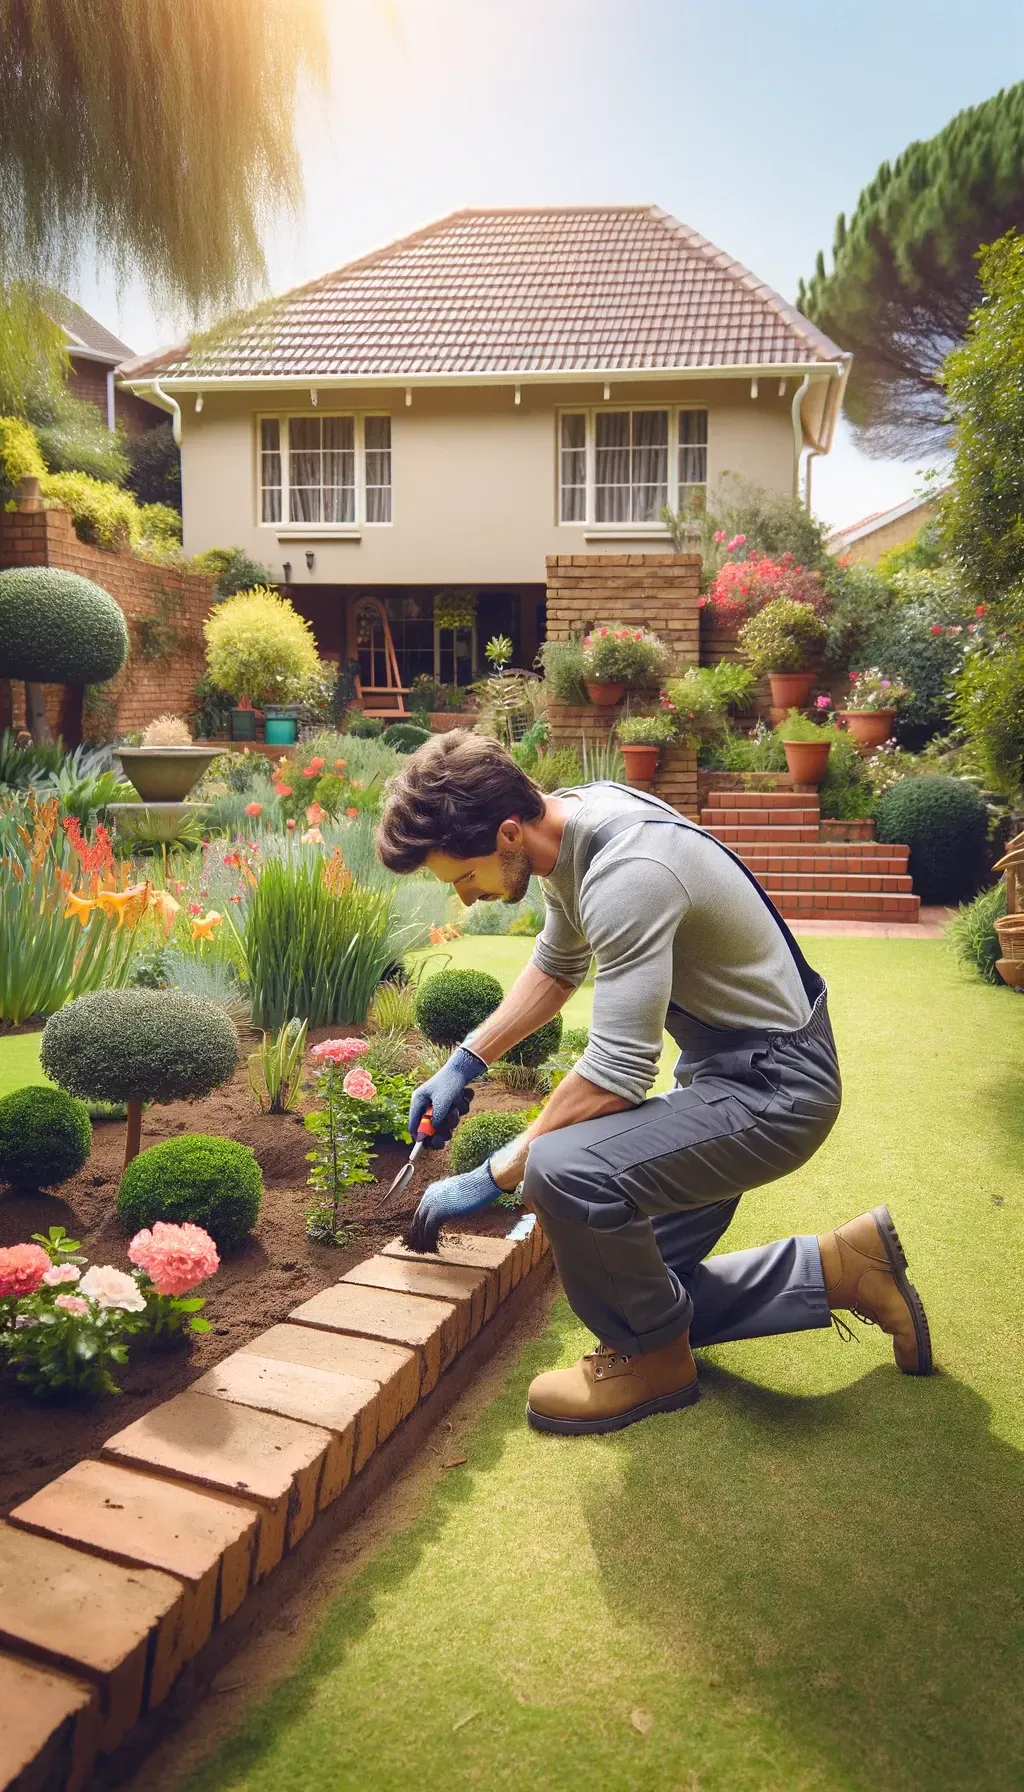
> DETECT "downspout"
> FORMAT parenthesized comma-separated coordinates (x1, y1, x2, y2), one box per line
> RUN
(791, 374, 811, 502)
(151, 379, 182, 447)
(105, 368, 116, 433)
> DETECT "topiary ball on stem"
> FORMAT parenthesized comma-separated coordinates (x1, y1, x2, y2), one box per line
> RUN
(875, 775, 990, 905)
(0, 567, 128, 684)
(40, 988, 239, 1168)
(118, 1134, 262, 1252)
(501, 1013, 563, 1068)
(415, 969, 504, 1048)
(0, 1086, 92, 1192)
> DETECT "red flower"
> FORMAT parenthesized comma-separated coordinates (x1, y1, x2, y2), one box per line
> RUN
(244, 802, 262, 817)
(930, 624, 943, 635)
(346, 806, 359, 819)
(975, 604, 986, 616)
(188, 902, 202, 916)
(274, 782, 293, 798)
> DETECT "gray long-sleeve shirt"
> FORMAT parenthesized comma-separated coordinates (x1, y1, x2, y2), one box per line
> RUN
(530, 785, 811, 1104)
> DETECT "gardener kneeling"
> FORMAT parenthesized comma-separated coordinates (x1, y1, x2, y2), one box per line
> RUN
(376, 732, 932, 1437)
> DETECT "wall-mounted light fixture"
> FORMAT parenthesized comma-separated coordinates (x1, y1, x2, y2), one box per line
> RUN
(282, 561, 292, 584)
(750, 377, 759, 399)
(405, 386, 412, 407)
(310, 388, 318, 407)
(514, 383, 521, 406)
(305, 549, 316, 572)
(194, 394, 204, 412)
(603, 382, 611, 402)
(778, 379, 787, 397)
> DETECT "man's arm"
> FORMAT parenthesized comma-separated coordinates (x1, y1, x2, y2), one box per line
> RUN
(463, 962, 575, 1065)
(489, 1066, 630, 1190)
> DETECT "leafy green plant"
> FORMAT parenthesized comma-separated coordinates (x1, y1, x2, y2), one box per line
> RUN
(875, 776, 990, 903)
(617, 711, 677, 747)
(581, 625, 669, 688)
(486, 634, 514, 669)
(0, 413, 45, 484)
(244, 854, 401, 1028)
(580, 735, 626, 784)
(449, 1109, 534, 1204)
(381, 722, 431, 754)
(777, 709, 831, 742)
(945, 881, 1008, 985)
(0, 566, 128, 686)
(0, 1226, 148, 1398)
(303, 1042, 378, 1244)
(203, 587, 321, 705)
(701, 722, 786, 774)
(247, 1017, 308, 1114)
(844, 667, 910, 711)
(738, 598, 827, 676)
(541, 1025, 590, 1091)
(125, 421, 181, 510)
(190, 545, 274, 599)
(41, 987, 239, 1164)
(37, 745, 135, 826)
(664, 662, 756, 746)
(345, 715, 384, 738)
(0, 1086, 92, 1191)
(0, 728, 67, 789)
(415, 968, 503, 1047)
(532, 748, 585, 792)
(118, 1134, 262, 1252)
(951, 633, 1024, 797)
(539, 638, 588, 705)
(369, 978, 418, 1036)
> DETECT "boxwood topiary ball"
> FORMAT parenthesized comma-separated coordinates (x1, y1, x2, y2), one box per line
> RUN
(0, 567, 129, 685)
(415, 969, 504, 1048)
(502, 1013, 563, 1068)
(40, 988, 239, 1105)
(381, 722, 432, 754)
(0, 1086, 92, 1191)
(449, 1110, 533, 1176)
(875, 775, 990, 905)
(117, 1134, 263, 1251)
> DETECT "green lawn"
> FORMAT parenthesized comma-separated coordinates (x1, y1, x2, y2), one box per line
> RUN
(182, 938, 1024, 1792)
(0, 1031, 49, 1099)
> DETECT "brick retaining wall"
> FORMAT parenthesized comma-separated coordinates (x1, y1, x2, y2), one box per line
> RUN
(545, 553, 701, 673)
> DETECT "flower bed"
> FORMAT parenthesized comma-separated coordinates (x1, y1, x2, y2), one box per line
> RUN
(0, 1030, 522, 1516)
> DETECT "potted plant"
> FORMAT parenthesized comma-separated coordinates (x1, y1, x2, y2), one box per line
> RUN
(737, 597, 827, 716)
(581, 625, 669, 707)
(840, 667, 909, 750)
(777, 709, 832, 785)
(616, 711, 677, 783)
(203, 587, 322, 743)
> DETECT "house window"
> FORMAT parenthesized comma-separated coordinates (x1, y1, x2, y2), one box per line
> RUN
(257, 414, 392, 526)
(558, 407, 708, 526)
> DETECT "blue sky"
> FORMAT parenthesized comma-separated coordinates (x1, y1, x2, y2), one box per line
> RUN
(78, 0, 1024, 530)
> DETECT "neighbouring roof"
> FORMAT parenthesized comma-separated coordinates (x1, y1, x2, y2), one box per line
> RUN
(48, 296, 134, 363)
(828, 489, 946, 552)
(120, 205, 847, 385)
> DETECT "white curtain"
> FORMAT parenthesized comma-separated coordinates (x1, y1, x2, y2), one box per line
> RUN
(632, 410, 668, 521)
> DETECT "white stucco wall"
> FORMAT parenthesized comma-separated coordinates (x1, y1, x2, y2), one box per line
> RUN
(178, 377, 801, 587)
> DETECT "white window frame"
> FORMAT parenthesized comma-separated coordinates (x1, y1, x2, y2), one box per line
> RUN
(555, 405, 708, 529)
(256, 411, 393, 531)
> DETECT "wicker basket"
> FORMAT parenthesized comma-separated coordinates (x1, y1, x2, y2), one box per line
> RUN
(995, 913, 1024, 963)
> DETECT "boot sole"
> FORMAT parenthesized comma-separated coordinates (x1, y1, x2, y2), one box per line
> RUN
(525, 1379, 700, 1436)
(871, 1203, 933, 1375)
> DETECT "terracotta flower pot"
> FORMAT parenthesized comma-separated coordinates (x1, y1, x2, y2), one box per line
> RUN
(841, 709, 896, 750)
(620, 743, 660, 784)
(586, 680, 627, 708)
(769, 670, 816, 711)
(782, 739, 832, 785)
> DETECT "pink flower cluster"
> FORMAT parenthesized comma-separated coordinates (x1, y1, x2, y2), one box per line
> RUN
(342, 1067, 377, 1101)
(0, 1243, 51, 1299)
(704, 552, 826, 627)
(311, 1037, 370, 1066)
(713, 530, 747, 550)
(129, 1222, 220, 1296)
(582, 626, 647, 647)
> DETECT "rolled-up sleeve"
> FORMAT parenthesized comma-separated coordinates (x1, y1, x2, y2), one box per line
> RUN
(574, 858, 689, 1104)
(530, 887, 592, 987)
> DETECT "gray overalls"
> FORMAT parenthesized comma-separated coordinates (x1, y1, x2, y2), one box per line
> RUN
(521, 786, 842, 1355)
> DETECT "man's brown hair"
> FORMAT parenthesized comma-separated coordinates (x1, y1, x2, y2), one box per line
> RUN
(376, 730, 545, 872)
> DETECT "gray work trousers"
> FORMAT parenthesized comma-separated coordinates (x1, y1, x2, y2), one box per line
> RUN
(521, 988, 842, 1354)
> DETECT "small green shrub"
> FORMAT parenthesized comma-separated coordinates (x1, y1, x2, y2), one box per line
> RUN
(449, 1109, 533, 1175)
(532, 748, 585, 793)
(204, 588, 321, 705)
(382, 722, 431, 754)
(0, 1086, 91, 1190)
(346, 715, 384, 739)
(40, 988, 239, 1104)
(415, 969, 504, 1047)
(0, 414, 46, 485)
(738, 597, 827, 677)
(539, 638, 588, 705)
(875, 775, 990, 904)
(503, 1013, 563, 1067)
(0, 567, 128, 685)
(945, 881, 1008, 985)
(582, 625, 669, 688)
(118, 1134, 262, 1251)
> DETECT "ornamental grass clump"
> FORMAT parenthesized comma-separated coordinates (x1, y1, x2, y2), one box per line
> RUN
(244, 853, 401, 1028)
(0, 1086, 92, 1192)
(117, 1134, 262, 1252)
(40, 987, 239, 1166)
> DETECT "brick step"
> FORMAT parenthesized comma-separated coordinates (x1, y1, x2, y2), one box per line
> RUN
(758, 872, 914, 894)
(701, 807, 820, 829)
(704, 791, 814, 809)
(739, 847, 909, 874)
(710, 824, 820, 845)
(773, 890, 921, 920)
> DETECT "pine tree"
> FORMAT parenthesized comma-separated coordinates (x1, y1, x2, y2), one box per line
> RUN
(797, 83, 1024, 457)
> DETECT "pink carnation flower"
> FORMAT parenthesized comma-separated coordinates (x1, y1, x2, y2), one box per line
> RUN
(312, 1037, 370, 1066)
(713, 529, 727, 543)
(54, 1294, 89, 1317)
(79, 1265, 147, 1313)
(129, 1222, 220, 1297)
(0, 1243, 51, 1300)
(42, 1262, 81, 1286)
(342, 1067, 377, 1101)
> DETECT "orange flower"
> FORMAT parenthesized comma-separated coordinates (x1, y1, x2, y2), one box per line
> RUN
(64, 890, 97, 928)
(305, 801, 326, 826)
(148, 888, 181, 933)
(345, 806, 359, 819)
(274, 782, 293, 798)
(333, 758, 346, 771)
(191, 910, 223, 941)
(286, 818, 297, 831)
(96, 883, 149, 930)
(300, 826, 324, 845)
(244, 802, 262, 817)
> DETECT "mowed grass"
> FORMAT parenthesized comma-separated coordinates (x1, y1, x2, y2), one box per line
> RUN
(0, 1031, 49, 1099)
(130, 944, 1024, 1786)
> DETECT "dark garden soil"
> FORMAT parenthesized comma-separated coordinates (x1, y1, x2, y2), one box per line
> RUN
(0, 1028, 531, 1515)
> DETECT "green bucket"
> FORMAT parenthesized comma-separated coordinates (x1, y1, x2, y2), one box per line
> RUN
(265, 716, 298, 745)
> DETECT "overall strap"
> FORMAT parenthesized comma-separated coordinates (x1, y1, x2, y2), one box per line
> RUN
(578, 781, 823, 1003)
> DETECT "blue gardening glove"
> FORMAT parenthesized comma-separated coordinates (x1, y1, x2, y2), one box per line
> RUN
(409, 1045, 488, 1145)
(403, 1160, 502, 1255)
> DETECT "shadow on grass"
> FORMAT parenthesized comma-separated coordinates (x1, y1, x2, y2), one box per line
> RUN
(587, 1360, 1024, 1792)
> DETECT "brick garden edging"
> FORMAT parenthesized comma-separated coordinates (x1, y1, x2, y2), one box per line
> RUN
(0, 1221, 553, 1792)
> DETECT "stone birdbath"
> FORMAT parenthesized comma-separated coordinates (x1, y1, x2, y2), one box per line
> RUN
(108, 746, 221, 844)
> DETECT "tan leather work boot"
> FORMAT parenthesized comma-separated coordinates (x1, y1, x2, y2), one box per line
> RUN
(526, 1332, 700, 1435)
(818, 1205, 932, 1375)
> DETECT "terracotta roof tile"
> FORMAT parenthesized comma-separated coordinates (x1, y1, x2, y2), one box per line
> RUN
(122, 205, 846, 384)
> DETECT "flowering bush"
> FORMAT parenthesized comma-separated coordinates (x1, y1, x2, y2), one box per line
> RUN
(581, 625, 669, 688)
(128, 1221, 219, 1339)
(701, 552, 826, 627)
(304, 1043, 415, 1244)
(0, 1228, 148, 1397)
(844, 667, 910, 712)
(737, 598, 827, 677)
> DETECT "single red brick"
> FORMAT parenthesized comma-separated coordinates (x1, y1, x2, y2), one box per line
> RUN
(193, 1351, 378, 1502)
(289, 1283, 457, 1394)
(341, 1255, 487, 1349)
(0, 1523, 185, 1750)
(237, 1325, 418, 1442)
(0, 1649, 98, 1792)
(102, 1390, 331, 1569)
(9, 1459, 258, 1648)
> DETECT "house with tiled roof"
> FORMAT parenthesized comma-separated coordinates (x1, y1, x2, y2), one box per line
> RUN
(46, 297, 164, 436)
(121, 205, 849, 704)
(827, 489, 945, 565)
